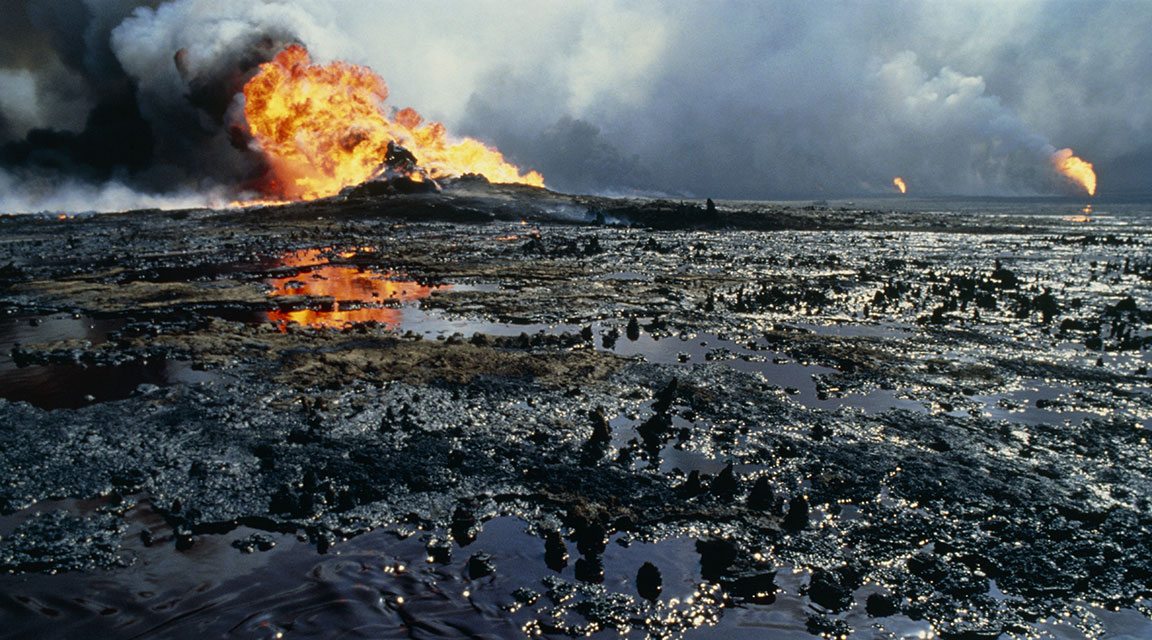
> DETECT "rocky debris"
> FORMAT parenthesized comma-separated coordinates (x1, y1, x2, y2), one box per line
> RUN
(747, 476, 776, 510)
(0, 183, 1149, 638)
(696, 538, 738, 582)
(426, 537, 452, 564)
(0, 510, 128, 573)
(461, 552, 493, 579)
(587, 407, 612, 448)
(806, 569, 854, 611)
(710, 464, 739, 498)
(866, 592, 898, 617)
(544, 530, 569, 571)
(783, 496, 810, 531)
(231, 532, 277, 553)
(451, 506, 479, 547)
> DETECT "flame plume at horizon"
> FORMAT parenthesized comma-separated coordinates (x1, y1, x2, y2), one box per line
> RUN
(1052, 148, 1096, 196)
(241, 44, 543, 202)
(893, 176, 907, 194)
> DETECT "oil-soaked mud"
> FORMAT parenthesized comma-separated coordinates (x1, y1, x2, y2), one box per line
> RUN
(1, 181, 1150, 639)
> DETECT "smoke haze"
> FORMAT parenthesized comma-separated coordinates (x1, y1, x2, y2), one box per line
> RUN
(1, 0, 1149, 212)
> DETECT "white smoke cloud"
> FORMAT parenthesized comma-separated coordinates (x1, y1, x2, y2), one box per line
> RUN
(328, 0, 1147, 197)
(0, 69, 41, 137)
(0, 167, 230, 214)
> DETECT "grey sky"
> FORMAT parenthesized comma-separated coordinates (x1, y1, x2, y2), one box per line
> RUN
(0, 0, 1148, 211)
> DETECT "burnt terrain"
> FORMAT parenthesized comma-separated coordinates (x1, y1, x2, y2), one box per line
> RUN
(0, 179, 1150, 639)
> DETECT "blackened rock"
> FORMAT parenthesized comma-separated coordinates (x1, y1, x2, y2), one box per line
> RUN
(589, 408, 611, 446)
(748, 476, 775, 510)
(544, 530, 568, 571)
(576, 523, 608, 557)
(269, 486, 298, 515)
(512, 587, 540, 605)
(467, 552, 495, 579)
(111, 468, 148, 490)
(990, 263, 1020, 289)
(297, 492, 315, 515)
(174, 527, 195, 551)
(783, 496, 810, 531)
(315, 531, 332, 554)
(1034, 289, 1060, 323)
(446, 449, 465, 468)
(451, 505, 479, 547)
(866, 592, 898, 617)
(807, 569, 853, 611)
(575, 556, 604, 583)
(806, 613, 851, 638)
(652, 378, 679, 414)
(232, 533, 277, 554)
(626, 316, 641, 341)
(696, 538, 738, 581)
(639, 413, 672, 441)
(907, 552, 948, 582)
(303, 469, 320, 493)
(602, 328, 619, 349)
(637, 561, 663, 600)
(679, 470, 704, 497)
(427, 539, 452, 564)
(287, 428, 317, 445)
(711, 464, 739, 498)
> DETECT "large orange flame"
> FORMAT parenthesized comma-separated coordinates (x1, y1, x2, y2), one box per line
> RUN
(242, 44, 543, 201)
(1051, 148, 1097, 196)
(893, 176, 907, 194)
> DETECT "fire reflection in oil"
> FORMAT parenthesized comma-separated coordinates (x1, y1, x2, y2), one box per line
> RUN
(266, 248, 440, 330)
(1064, 204, 1093, 223)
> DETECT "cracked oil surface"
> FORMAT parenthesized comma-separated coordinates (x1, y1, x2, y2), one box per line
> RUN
(0, 183, 1150, 639)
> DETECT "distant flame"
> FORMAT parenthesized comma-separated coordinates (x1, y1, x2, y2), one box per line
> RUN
(1051, 148, 1097, 196)
(893, 176, 907, 194)
(242, 44, 543, 202)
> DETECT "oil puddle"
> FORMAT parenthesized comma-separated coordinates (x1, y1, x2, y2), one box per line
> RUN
(0, 312, 218, 410)
(784, 321, 916, 340)
(963, 380, 1152, 429)
(5, 500, 1150, 639)
(389, 305, 927, 417)
(0, 510, 725, 639)
(605, 325, 923, 416)
(608, 413, 738, 476)
(0, 358, 216, 410)
(264, 248, 445, 331)
(0, 311, 126, 349)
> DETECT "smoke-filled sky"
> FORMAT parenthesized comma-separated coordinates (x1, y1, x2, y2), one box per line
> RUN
(1, 0, 1149, 212)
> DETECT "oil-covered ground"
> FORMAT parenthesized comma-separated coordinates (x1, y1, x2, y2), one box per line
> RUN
(1, 180, 1150, 639)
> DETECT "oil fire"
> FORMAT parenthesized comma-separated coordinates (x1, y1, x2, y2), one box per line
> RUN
(1051, 148, 1097, 196)
(266, 248, 439, 330)
(893, 176, 907, 194)
(242, 44, 543, 202)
